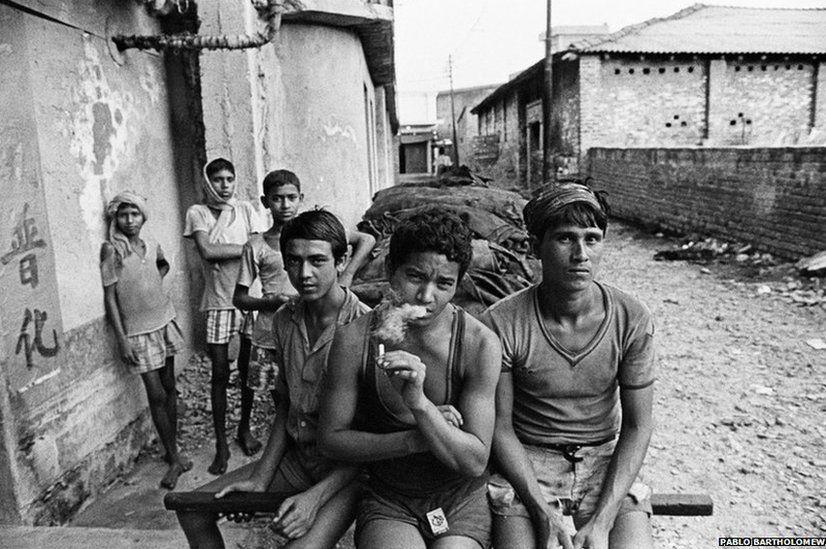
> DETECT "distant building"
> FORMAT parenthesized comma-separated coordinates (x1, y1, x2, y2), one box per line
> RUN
(435, 84, 501, 166)
(398, 123, 439, 175)
(472, 4, 826, 187)
(540, 24, 611, 53)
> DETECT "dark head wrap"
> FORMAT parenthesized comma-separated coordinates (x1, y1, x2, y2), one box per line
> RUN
(522, 183, 604, 238)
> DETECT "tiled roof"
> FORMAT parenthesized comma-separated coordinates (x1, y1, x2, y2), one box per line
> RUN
(571, 4, 826, 55)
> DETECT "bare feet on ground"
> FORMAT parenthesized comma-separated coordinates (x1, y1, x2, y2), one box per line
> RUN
(208, 444, 230, 475)
(236, 429, 262, 456)
(160, 454, 193, 490)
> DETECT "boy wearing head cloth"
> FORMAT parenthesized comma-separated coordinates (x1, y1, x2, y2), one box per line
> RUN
(184, 158, 265, 475)
(101, 192, 191, 489)
(482, 183, 655, 549)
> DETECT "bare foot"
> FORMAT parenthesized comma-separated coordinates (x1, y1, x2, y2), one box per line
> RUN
(235, 430, 262, 456)
(208, 445, 230, 476)
(160, 456, 192, 490)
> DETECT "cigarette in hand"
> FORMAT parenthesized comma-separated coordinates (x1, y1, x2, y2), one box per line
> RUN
(378, 343, 385, 359)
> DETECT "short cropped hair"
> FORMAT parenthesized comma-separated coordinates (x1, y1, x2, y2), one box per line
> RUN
(387, 206, 473, 280)
(279, 209, 348, 262)
(263, 169, 301, 196)
(205, 158, 235, 179)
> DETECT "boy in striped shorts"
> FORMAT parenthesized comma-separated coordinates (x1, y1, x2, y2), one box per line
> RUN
(184, 158, 265, 475)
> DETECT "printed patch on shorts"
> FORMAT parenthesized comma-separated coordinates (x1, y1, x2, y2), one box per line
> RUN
(426, 507, 449, 535)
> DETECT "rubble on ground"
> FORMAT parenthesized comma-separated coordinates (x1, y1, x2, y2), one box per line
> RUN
(797, 251, 826, 278)
(352, 169, 539, 315)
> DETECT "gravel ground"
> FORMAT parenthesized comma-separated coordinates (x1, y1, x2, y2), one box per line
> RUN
(176, 220, 826, 547)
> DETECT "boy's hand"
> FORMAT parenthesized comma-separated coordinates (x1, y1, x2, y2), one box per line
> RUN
(377, 350, 427, 410)
(271, 490, 324, 540)
(437, 404, 463, 428)
(214, 478, 267, 523)
(118, 337, 139, 365)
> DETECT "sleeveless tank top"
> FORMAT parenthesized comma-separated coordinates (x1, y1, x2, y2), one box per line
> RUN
(115, 237, 176, 336)
(357, 306, 486, 497)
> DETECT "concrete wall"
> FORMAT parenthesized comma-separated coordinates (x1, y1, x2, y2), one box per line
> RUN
(578, 54, 826, 166)
(586, 147, 826, 259)
(710, 59, 817, 146)
(0, 1, 194, 524)
(200, 10, 394, 231)
(580, 56, 707, 153)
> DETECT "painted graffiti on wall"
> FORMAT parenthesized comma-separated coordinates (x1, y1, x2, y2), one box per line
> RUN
(2, 202, 61, 378)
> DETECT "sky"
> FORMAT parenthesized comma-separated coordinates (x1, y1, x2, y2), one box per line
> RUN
(393, 0, 826, 123)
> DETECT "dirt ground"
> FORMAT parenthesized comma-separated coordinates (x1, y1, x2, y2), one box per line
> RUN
(170, 220, 826, 547)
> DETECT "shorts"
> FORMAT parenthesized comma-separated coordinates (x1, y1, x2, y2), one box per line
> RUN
(205, 309, 243, 345)
(248, 345, 279, 391)
(487, 439, 652, 528)
(126, 320, 184, 375)
(356, 479, 492, 548)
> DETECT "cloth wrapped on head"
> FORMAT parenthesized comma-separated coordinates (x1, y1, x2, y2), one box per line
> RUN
(106, 191, 149, 259)
(522, 183, 604, 238)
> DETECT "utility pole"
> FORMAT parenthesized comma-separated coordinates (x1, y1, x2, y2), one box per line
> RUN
(448, 54, 460, 166)
(542, 0, 553, 184)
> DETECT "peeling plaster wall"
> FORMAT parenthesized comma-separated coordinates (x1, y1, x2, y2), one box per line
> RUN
(199, 12, 383, 231)
(0, 2, 194, 524)
(274, 23, 379, 229)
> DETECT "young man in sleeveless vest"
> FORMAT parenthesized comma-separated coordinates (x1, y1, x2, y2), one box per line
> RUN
(482, 183, 655, 549)
(319, 206, 501, 548)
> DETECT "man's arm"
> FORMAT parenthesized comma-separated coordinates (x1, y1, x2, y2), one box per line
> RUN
(339, 231, 375, 287)
(100, 243, 138, 365)
(492, 371, 573, 549)
(573, 385, 654, 549)
(216, 382, 291, 496)
(318, 325, 427, 462)
(191, 230, 243, 262)
(156, 243, 170, 278)
(233, 284, 289, 312)
(271, 464, 359, 540)
(396, 327, 500, 476)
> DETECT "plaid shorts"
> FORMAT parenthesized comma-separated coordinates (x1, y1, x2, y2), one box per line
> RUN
(126, 320, 184, 375)
(247, 345, 280, 391)
(205, 309, 243, 345)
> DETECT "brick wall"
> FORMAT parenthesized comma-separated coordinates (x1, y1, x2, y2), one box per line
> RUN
(586, 147, 826, 259)
(550, 59, 580, 175)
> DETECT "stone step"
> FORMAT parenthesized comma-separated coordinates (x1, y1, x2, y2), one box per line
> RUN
(0, 525, 248, 549)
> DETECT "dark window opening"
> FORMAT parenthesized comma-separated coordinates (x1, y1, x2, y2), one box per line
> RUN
(614, 68, 621, 75)
(747, 66, 754, 71)
(529, 122, 541, 151)
(674, 115, 680, 120)
(659, 67, 666, 74)
(674, 67, 680, 72)
(643, 68, 650, 74)
(629, 68, 635, 74)
(735, 66, 741, 72)
(665, 122, 672, 128)
(730, 120, 737, 126)
(680, 121, 687, 127)
(688, 66, 694, 73)
(761, 65, 767, 71)
(798, 64, 804, 70)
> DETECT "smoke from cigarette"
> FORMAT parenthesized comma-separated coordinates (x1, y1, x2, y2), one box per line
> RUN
(371, 291, 427, 345)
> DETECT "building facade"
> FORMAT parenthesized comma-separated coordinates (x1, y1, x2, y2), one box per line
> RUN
(435, 84, 500, 168)
(0, 0, 396, 525)
(472, 5, 826, 187)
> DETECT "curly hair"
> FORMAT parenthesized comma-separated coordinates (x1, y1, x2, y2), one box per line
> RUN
(387, 206, 473, 279)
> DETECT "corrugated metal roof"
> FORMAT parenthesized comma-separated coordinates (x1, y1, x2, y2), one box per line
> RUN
(573, 4, 826, 55)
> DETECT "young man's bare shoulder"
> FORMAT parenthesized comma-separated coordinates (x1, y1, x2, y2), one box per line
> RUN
(100, 241, 116, 260)
(462, 313, 502, 365)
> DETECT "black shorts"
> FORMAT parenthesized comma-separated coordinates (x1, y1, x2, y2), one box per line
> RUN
(356, 478, 492, 548)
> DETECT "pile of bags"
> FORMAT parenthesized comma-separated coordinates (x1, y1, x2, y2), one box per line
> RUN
(352, 170, 540, 315)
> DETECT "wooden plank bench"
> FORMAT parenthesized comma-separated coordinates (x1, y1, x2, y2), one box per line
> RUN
(164, 491, 713, 517)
